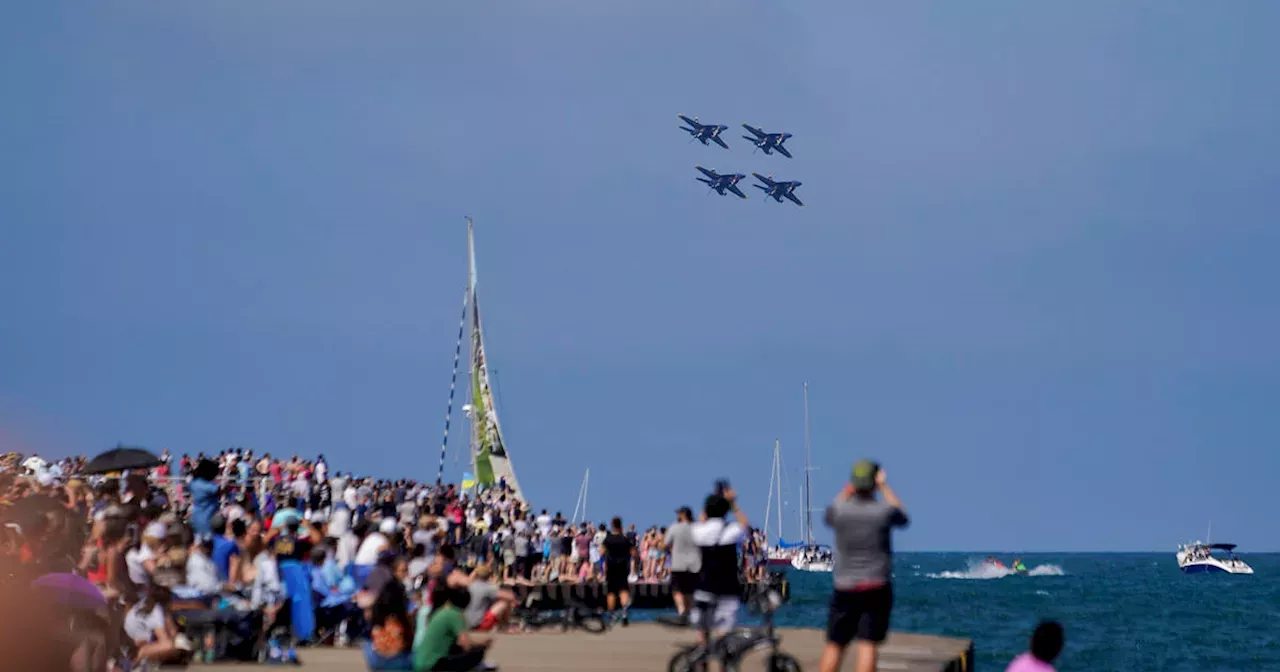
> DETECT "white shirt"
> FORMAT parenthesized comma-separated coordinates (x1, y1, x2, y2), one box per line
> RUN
(343, 486, 359, 510)
(336, 531, 360, 568)
(126, 544, 157, 585)
(185, 550, 221, 594)
(315, 461, 327, 483)
(354, 532, 389, 566)
(328, 506, 351, 539)
(124, 603, 166, 643)
(690, 519, 746, 547)
(535, 514, 552, 536)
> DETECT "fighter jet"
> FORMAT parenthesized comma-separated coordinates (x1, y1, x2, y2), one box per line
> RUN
(752, 173, 804, 206)
(678, 114, 730, 149)
(741, 124, 793, 158)
(695, 165, 748, 199)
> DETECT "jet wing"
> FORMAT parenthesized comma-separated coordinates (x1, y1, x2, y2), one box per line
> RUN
(774, 144, 793, 159)
(752, 172, 775, 187)
(784, 190, 804, 206)
(727, 184, 748, 199)
(678, 115, 702, 130)
(696, 165, 717, 179)
(712, 135, 730, 149)
(742, 124, 766, 138)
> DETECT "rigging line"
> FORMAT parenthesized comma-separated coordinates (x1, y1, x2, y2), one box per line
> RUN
(437, 285, 470, 486)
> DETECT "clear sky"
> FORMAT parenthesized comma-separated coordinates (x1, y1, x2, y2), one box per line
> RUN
(3, 2, 1278, 551)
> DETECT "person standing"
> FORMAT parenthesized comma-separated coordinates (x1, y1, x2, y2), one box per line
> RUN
(601, 517, 633, 626)
(664, 506, 701, 622)
(819, 460, 909, 672)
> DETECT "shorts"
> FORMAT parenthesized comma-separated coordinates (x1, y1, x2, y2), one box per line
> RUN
(605, 567, 630, 595)
(475, 610, 500, 632)
(826, 585, 893, 645)
(671, 571, 698, 595)
(689, 591, 739, 632)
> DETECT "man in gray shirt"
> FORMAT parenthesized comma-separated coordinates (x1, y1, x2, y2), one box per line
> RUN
(819, 460, 909, 672)
(663, 506, 701, 620)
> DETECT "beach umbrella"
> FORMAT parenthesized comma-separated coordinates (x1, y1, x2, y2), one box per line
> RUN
(32, 573, 107, 611)
(82, 446, 161, 475)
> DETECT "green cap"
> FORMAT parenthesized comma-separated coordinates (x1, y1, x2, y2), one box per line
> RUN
(851, 459, 879, 491)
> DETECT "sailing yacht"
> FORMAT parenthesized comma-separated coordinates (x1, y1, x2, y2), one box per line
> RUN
(439, 218, 526, 501)
(791, 382, 833, 573)
(764, 440, 801, 567)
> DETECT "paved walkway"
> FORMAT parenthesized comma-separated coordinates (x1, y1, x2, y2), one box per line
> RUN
(193, 624, 972, 671)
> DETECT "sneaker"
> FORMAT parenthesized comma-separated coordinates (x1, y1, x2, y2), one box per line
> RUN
(621, 610, 629, 627)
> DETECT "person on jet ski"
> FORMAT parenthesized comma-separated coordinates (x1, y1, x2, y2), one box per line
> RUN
(1012, 558, 1027, 573)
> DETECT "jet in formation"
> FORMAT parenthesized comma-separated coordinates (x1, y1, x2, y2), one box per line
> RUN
(752, 173, 804, 206)
(678, 115, 730, 149)
(694, 165, 748, 199)
(741, 124, 793, 158)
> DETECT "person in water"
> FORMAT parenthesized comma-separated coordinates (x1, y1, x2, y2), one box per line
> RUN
(1005, 620, 1064, 671)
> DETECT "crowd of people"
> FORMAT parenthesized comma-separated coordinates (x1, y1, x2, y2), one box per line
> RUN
(0, 449, 775, 671)
(1, 448, 1066, 672)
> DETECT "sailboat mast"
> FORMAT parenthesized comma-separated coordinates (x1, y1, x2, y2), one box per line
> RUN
(764, 443, 776, 542)
(803, 381, 812, 546)
(466, 217, 479, 490)
(775, 440, 784, 541)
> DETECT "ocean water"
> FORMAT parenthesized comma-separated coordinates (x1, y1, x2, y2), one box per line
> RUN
(765, 553, 1280, 671)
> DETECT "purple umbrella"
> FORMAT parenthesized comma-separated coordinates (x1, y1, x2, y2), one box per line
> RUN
(32, 572, 107, 611)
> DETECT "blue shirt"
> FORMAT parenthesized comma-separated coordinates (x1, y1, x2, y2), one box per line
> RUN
(211, 536, 239, 581)
(189, 478, 219, 536)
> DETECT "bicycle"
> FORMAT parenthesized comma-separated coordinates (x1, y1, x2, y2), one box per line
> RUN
(664, 589, 801, 672)
(512, 593, 611, 634)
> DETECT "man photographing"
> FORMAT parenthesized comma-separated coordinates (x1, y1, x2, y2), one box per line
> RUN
(819, 460, 909, 672)
(689, 483, 749, 639)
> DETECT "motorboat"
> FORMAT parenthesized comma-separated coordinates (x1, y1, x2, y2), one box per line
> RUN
(791, 545, 833, 573)
(1177, 542, 1253, 575)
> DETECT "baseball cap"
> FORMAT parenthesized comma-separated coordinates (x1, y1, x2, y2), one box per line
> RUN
(851, 459, 880, 492)
(379, 518, 397, 535)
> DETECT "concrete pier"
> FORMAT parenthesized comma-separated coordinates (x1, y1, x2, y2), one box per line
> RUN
(193, 623, 974, 671)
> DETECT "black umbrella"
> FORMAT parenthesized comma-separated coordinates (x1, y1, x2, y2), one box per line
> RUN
(82, 446, 162, 475)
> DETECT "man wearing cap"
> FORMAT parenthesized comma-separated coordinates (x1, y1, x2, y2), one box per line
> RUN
(663, 506, 701, 622)
(819, 460, 909, 672)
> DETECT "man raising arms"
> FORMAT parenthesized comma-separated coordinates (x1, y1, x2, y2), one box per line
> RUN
(819, 460, 909, 672)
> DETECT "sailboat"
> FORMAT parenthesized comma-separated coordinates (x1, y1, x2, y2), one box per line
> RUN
(764, 440, 802, 567)
(791, 382, 833, 573)
(438, 218, 525, 500)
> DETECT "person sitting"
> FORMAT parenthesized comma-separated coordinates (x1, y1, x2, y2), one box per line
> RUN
(123, 582, 188, 665)
(414, 586, 492, 671)
(364, 577, 414, 670)
(463, 564, 515, 632)
(1005, 620, 1064, 672)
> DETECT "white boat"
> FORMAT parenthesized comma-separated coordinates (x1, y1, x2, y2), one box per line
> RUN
(1177, 542, 1253, 575)
(791, 545, 834, 572)
(790, 383, 833, 573)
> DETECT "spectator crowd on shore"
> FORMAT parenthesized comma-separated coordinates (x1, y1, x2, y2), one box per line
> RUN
(0, 447, 772, 671)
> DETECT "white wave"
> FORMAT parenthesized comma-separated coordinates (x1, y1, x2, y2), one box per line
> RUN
(926, 558, 1065, 580)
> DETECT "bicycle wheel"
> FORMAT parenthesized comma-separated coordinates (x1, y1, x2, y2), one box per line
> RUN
(577, 614, 610, 634)
(767, 652, 802, 672)
(667, 647, 699, 672)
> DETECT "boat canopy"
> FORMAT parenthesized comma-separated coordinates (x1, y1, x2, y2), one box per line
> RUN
(1209, 543, 1238, 551)
(777, 538, 805, 549)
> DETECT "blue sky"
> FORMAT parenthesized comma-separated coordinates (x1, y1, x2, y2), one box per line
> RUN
(2, 2, 1278, 551)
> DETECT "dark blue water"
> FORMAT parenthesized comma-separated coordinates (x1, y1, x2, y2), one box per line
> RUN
(766, 553, 1280, 671)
